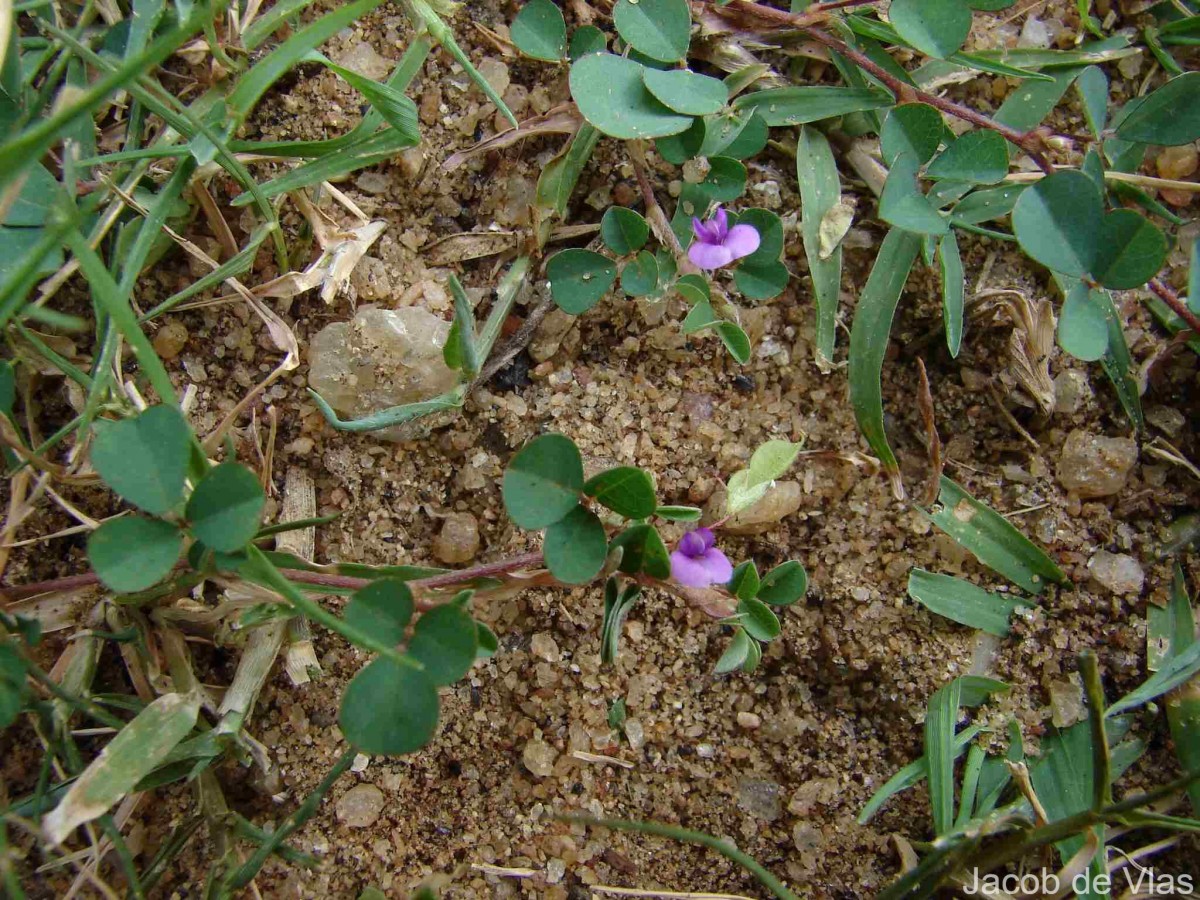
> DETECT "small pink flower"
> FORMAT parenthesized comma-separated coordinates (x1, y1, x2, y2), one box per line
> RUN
(670, 527, 733, 588)
(687, 207, 761, 270)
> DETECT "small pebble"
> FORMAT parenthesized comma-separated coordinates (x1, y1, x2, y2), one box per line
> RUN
(1087, 551, 1145, 595)
(433, 512, 480, 565)
(736, 778, 781, 821)
(522, 739, 558, 778)
(1056, 430, 1137, 499)
(530, 632, 560, 662)
(623, 718, 646, 751)
(152, 322, 189, 361)
(336, 783, 385, 828)
(736, 711, 761, 730)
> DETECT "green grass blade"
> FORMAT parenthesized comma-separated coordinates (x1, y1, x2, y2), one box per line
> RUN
(232, 127, 418, 205)
(925, 678, 963, 835)
(797, 125, 842, 369)
(858, 724, 985, 825)
(1109, 640, 1200, 718)
(0, 5, 212, 191)
(139, 222, 277, 322)
(923, 476, 1066, 594)
(848, 228, 921, 493)
(241, 0, 319, 50)
(907, 569, 1034, 636)
(1098, 290, 1144, 432)
(227, 0, 388, 121)
(953, 743, 986, 830)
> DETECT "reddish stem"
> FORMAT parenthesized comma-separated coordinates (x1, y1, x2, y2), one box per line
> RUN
(1148, 278, 1200, 338)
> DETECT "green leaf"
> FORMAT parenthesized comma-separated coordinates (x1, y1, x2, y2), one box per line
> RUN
(408, 602, 478, 685)
(444, 275, 477, 374)
(715, 321, 751, 364)
(511, 0, 567, 61)
(737, 596, 781, 641)
(1058, 280, 1110, 362)
(924, 678, 962, 836)
(340, 657, 439, 755)
(609, 523, 671, 579)
(880, 153, 948, 235)
(797, 126, 843, 367)
(757, 561, 808, 606)
(1109, 639, 1200, 718)
(733, 260, 789, 300)
(569, 54, 693, 139)
(848, 228, 922, 481)
(681, 299, 720, 334)
(673, 272, 710, 306)
(925, 130, 1009, 184)
(656, 117, 705, 164)
(314, 57, 420, 142)
(1012, 170, 1102, 278)
(502, 433, 584, 529)
(891, 0, 972, 58)
(1097, 289, 1144, 432)
(924, 476, 1066, 594)
(43, 692, 200, 843)
(733, 86, 892, 126)
(880, 103, 943, 166)
(344, 579, 414, 647)
(950, 183, 1025, 225)
(0, 641, 27, 729)
(6, 165, 64, 227)
(726, 439, 802, 514)
(642, 68, 727, 116)
(584, 467, 658, 519)
(939, 231, 965, 357)
(620, 250, 660, 297)
(186, 463, 266, 553)
(700, 157, 747, 202)
(546, 248, 617, 314)
(569, 25, 607, 61)
(612, 0, 691, 62)
(655, 505, 702, 522)
(601, 207, 650, 255)
(1091, 209, 1167, 290)
(733, 208, 784, 264)
(714, 628, 751, 674)
(475, 621, 499, 659)
(90, 406, 192, 516)
(729, 561, 760, 601)
(858, 724, 986, 824)
(1116, 71, 1200, 146)
(601, 578, 642, 664)
(544, 505, 608, 584)
(907, 569, 1032, 636)
(88, 516, 182, 593)
(1190, 236, 1200, 315)
(1076, 65, 1108, 137)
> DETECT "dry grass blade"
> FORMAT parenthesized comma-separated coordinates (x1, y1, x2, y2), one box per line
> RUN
(916, 358, 942, 506)
(974, 289, 1056, 416)
(444, 105, 581, 170)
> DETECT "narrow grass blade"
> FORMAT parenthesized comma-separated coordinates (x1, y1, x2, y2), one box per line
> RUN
(139, 222, 276, 321)
(907, 569, 1033, 636)
(954, 743, 985, 830)
(445, 275, 478, 376)
(241, 0, 318, 50)
(43, 692, 200, 843)
(227, 0, 388, 122)
(923, 476, 1066, 594)
(858, 724, 984, 824)
(1109, 638, 1200, 717)
(797, 125, 842, 368)
(308, 384, 466, 433)
(848, 228, 921, 494)
(939, 230, 964, 357)
(233, 127, 418, 205)
(925, 678, 963, 835)
(1098, 289, 1144, 432)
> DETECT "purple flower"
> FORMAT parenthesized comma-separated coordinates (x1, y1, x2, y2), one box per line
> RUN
(670, 527, 733, 588)
(687, 207, 761, 271)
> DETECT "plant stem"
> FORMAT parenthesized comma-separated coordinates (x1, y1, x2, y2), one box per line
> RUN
(703, 0, 1057, 174)
(1148, 278, 1200, 337)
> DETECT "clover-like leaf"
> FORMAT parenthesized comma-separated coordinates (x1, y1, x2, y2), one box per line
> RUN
(408, 602, 478, 685)
(502, 433, 584, 530)
(642, 68, 727, 116)
(88, 517, 183, 594)
(340, 657, 439, 755)
(91, 406, 191, 516)
(757, 560, 808, 606)
(1116, 71, 1200, 146)
(569, 53, 692, 139)
(620, 250, 660, 297)
(881, 103, 943, 167)
(544, 505, 608, 584)
(612, 0, 691, 62)
(890, 0, 972, 59)
(344, 579, 414, 647)
(585, 466, 657, 519)
(601, 207, 650, 255)
(925, 130, 1009, 184)
(547, 248, 617, 314)
(511, 0, 567, 61)
(186, 463, 266, 553)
